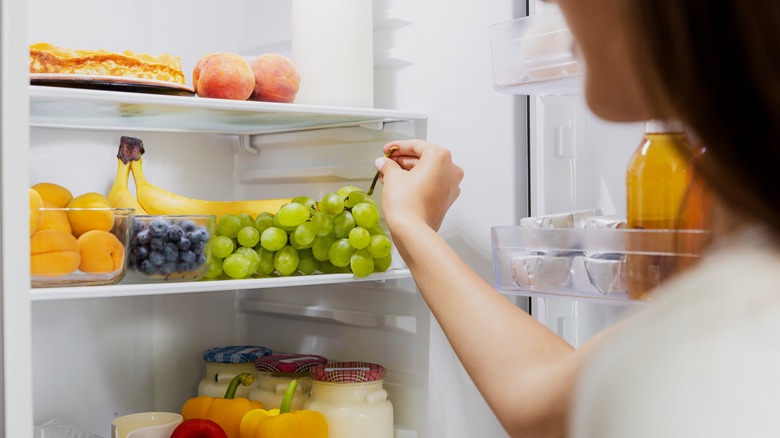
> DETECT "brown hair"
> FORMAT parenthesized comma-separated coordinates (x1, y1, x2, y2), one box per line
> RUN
(623, 1, 780, 238)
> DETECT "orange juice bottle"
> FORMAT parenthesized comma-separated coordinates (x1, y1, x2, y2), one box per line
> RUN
(625, 119, 696, 299)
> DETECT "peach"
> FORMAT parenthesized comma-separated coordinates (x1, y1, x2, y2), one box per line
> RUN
(66, 192, 115, 237)
(30, 188, 44, 236)
(31, 182, 73, 208)
(193, 53, 255, 100)
(249, 54, 301, 103)
(30, 228, 80, 277)
(77, 230, 125, 273)
(38, 200, 72, 234)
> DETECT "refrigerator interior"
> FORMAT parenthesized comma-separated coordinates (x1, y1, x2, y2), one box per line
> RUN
(22, 0, 524, 437)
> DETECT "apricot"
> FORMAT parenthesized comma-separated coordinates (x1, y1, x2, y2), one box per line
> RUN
(31, 182, 73, 208)
(30, 229, 80, 277)
(38, 200, 72, 234)
(249, 54, 301, 103)
(30, 188, 44, 236)
(67, 192, 115, 237)
(77, 230, 125, 273)
(193, 53, 255, 100)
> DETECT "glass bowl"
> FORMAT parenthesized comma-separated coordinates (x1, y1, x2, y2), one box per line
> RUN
(31, 207, 134, 288)
(124, 215, 215, 282)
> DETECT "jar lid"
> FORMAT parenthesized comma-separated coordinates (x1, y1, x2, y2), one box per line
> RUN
(255, 353, 328, 374)
(202, 345, 272, 364)
(309, 361, 386, 383)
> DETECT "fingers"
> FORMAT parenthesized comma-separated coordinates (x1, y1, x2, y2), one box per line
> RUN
(383, 139, 433, 157)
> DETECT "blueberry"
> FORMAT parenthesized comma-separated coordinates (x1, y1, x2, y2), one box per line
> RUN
(149, 251, 165, 266)
(150, 237, 165, 252)
(133, 218, 148, 232)
(197, 254, 207, 265)
(181, 220, 197, 233)
(167, 225, 183, 241)
(176, 262, 192, 272)
(163, 242, 179, 262)
(180, 250, 196, 264)
(135, 229, 152, 246)
(186, 230, 203, 243)
(159, 262, 175, 275)
(149, 219, 169, 238)
(139, 259, 155, 274)
(127, 252, 137, 267)
(191, 241, 206, 255)
(177, 237, 192, 251)
(133, 245, 150, 260)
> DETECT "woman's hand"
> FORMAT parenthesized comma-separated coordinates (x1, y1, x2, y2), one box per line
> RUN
(374, 139, 464, 234)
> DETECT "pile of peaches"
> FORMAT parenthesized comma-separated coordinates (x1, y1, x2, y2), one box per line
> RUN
(193, 52, 300, 103)
(29, 183, 127, 279)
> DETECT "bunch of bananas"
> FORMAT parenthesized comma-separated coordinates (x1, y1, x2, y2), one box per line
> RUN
(108, 136, 291, 221)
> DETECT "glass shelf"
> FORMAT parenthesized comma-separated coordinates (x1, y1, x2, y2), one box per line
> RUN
(29, 268, 413, 301)
(29, 85, 426, 135)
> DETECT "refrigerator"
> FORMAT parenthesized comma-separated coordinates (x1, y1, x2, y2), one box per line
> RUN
(4, 0, 656, 436)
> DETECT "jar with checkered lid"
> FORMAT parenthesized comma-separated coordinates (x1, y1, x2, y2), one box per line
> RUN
(248, 353, 328, 410)
(197, 345, 272, 398)
(303, 361, 393, 438)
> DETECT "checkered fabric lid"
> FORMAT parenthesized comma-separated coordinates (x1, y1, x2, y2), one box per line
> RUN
(309, 361, 386, 383)
(255, 353, 328, 374)
(202, 345, 272, 364)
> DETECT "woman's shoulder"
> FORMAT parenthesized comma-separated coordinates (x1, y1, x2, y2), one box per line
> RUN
(570, 225, 780, 437)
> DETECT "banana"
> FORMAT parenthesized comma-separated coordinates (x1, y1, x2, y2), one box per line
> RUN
(130, 158, 291, 222)
(108, 158, 149, 215)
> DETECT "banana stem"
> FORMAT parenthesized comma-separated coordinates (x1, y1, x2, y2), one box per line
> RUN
(367, 145, 398, 196)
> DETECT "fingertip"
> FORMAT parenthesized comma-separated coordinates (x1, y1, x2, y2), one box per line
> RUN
(374, 157, 386, 171)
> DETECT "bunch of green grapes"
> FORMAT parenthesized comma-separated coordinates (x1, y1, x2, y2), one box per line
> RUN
(204, 185, 393, 280)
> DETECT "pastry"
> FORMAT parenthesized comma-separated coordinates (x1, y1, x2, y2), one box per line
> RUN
(29, 42, 185, 85)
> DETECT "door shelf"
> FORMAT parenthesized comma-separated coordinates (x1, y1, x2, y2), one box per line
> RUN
(29, 268, 413, 301)
(492, 226, 711, 305)
(29, 85, 426, 135)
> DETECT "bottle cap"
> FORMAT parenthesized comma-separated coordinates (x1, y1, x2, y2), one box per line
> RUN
(202, 345, 272, 364)
(309, 361, 386, 383)
(644, 119, 685, 134)
(255, 353, 328, 374)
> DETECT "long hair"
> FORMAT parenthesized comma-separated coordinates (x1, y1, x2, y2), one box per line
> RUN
(623, 0, 780, 238)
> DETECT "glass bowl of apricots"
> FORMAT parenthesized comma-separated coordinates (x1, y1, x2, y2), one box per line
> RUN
(30, 204, 135, 288)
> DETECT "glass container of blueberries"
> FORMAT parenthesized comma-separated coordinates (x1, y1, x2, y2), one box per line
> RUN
(123, 215, 215, 282)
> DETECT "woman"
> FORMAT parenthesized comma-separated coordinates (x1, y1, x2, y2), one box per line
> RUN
(374, 0, 780, 436)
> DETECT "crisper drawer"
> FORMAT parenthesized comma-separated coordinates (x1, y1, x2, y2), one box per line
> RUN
(491, 226, 711, 304)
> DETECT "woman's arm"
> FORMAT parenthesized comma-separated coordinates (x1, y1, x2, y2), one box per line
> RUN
(376, 139, 600, 437)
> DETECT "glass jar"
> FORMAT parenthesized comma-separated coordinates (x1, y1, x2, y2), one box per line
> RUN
(248, 353, 328, 410)
(303, 362, 393, 438)
(197, 345, 272, 398)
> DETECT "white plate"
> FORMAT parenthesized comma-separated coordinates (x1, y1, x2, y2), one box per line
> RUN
(30, 73, 194, 95)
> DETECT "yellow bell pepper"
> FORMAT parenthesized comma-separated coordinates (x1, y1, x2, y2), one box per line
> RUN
(239, 379, 328, 438)
(182, 372, 265, 438)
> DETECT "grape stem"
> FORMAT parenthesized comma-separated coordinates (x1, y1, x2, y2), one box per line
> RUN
(367, 146, 398, 196)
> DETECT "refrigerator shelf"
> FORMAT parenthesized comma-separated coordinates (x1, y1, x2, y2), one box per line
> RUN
(492, 226, 711, 305)
(29, 268, 413, 301)
(29, 85, 426, 135)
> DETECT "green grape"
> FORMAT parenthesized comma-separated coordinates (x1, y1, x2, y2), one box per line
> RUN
(261, 227, 288, 252)
(274, 245, 299, 276)
(294, 222, 316, 247)
(348, 227, 370, 249)
(368, 226, 387, 236)
(211, 235, 236, 258)
(272, 213, 298, 232)
(352, 202, 380, 228)
(333, 211, 356, 238)
(256, 247, 276, 276)
(216, 214, 243, 238)
(318, 192, 345, 215)
(328, 238, 355, 267)
(223, 253, 252, 279)
(235, 247, 260, 274)
(237, 226, 261, 248)
(239, 213, 256, 229)
(350, 249, 375, 278)
(374, 254, 392, 272)
(292, 195, 317, 214)
(276, 202, 310, 227)
(255, 212, 275, 234)
(312, 234, 337, 261)
(318, 259, 337, 274)
(297, 248, 318, 275)
(205, 257, 224, 279)
(311, 212, 334, 236)
(337, 185, 362, 198)
(344, 190, 376, 208)
(367, 234, 392, 258)
(290, 229, 313, 250)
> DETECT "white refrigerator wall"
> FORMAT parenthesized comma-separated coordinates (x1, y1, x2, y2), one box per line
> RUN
(26, 1, 524, 437)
